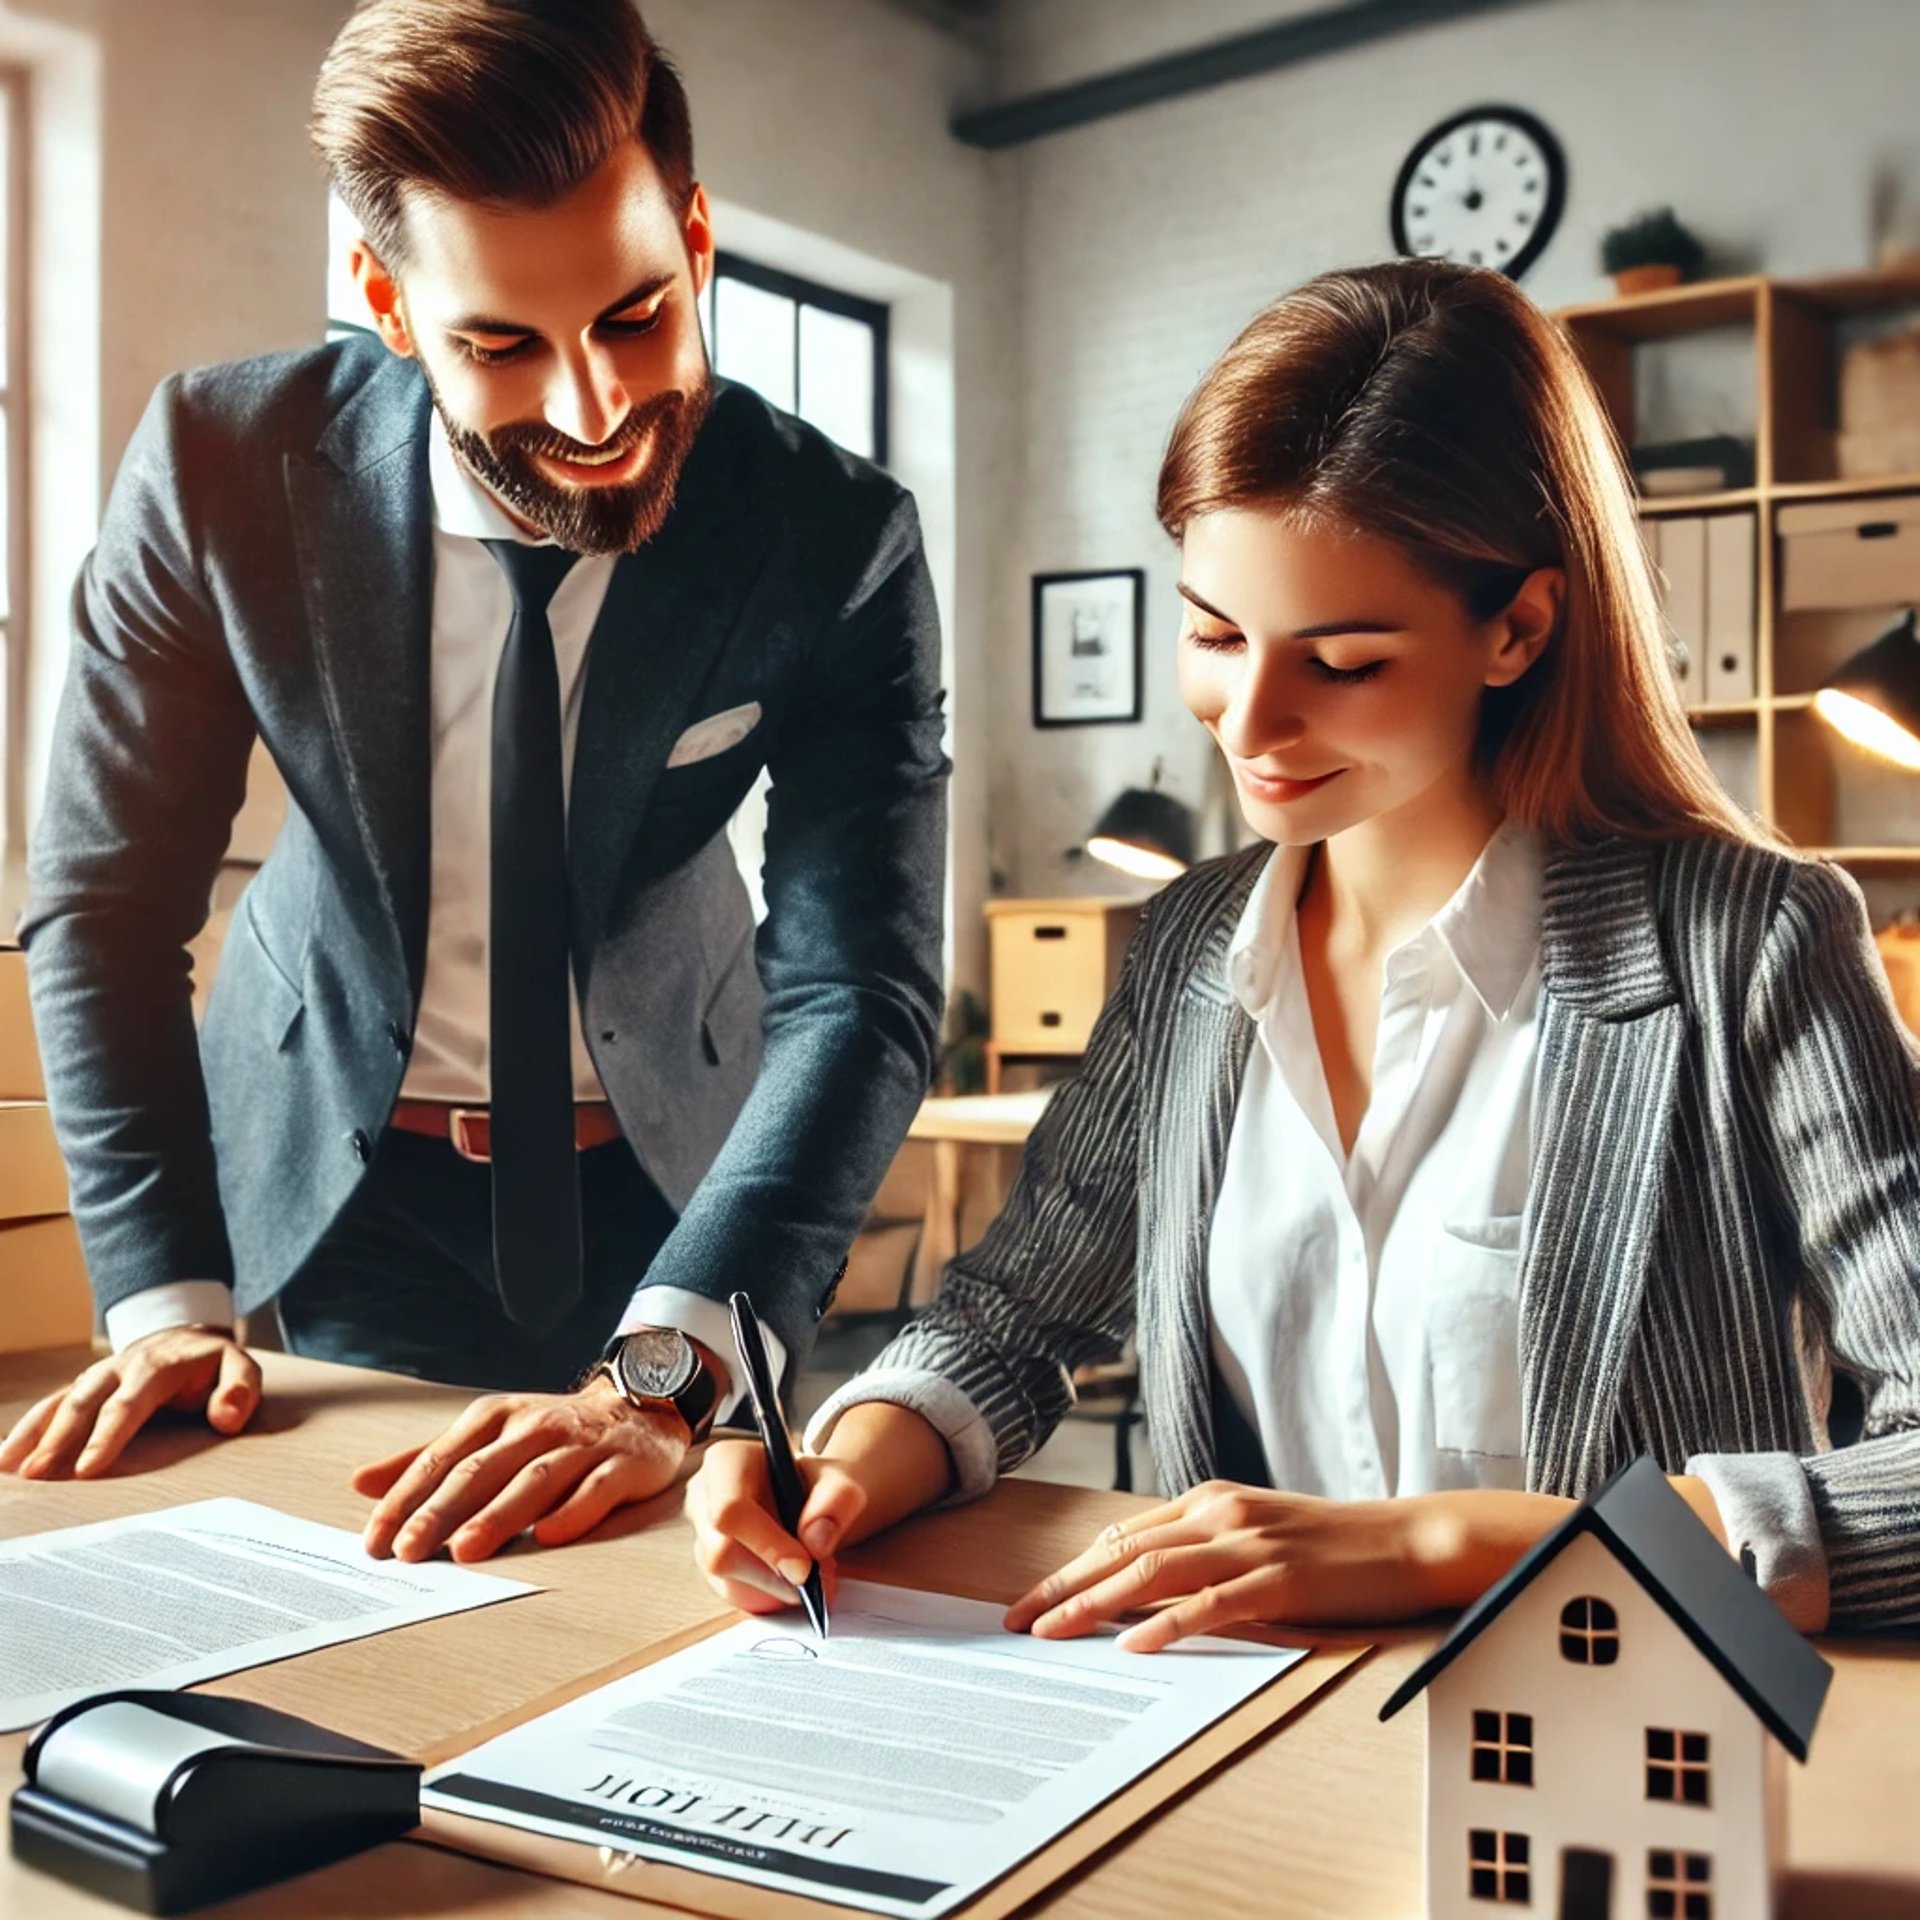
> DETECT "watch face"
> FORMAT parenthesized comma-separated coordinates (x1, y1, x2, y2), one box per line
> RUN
(1390, 105, 1566, 282)
(616, 1330, 699, 1402)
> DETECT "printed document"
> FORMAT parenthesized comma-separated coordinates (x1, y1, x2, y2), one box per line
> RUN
(425, 1580, 1306, 1917)
(0, 1497, 536, 1730)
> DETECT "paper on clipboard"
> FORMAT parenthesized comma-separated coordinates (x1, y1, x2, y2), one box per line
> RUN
(422, 1581, 1329, 1918)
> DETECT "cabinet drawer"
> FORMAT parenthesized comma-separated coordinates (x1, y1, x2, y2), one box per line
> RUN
(1779, 497, 1920, 612)
(990, 910, 1114, 1050)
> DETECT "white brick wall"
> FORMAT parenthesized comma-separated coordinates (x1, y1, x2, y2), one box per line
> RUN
(990, 0, 1920, 895)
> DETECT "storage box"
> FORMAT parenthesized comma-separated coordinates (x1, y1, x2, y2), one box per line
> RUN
(1832, 424, 1920, 480)
(1778, 496, 1920, 612)
(1839, 324, 1920, 437)
(0, 1214, 93, 1353)
(0, 942, 43, 1100)
(986, 899, 1144, 1052)
(0, 1100, 68, 1222)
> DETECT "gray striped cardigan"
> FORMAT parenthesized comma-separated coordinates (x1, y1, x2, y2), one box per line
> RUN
(834, 834, 1920, 1632)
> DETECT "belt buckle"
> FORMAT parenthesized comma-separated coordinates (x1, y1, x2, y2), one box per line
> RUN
(448, 1108, 491, 1164)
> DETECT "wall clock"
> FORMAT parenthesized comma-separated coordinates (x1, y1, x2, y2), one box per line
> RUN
(1390, 104, 1566, 281)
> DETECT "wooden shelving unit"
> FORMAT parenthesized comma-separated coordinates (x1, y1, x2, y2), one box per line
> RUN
(1556, 270, 1920, 881)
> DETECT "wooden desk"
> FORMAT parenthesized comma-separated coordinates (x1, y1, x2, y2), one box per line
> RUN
(906, 1091, 1049, 1286)
(3, 1349, 1917, 1918)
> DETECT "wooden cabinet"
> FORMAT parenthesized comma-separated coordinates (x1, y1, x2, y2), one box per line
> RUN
(984, 897, 1144, 1090)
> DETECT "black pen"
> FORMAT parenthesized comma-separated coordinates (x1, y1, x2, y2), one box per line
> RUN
(727, 1290, 830, 1640)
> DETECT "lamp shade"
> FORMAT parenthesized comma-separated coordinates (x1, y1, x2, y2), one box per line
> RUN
(1086, 786, 1195, 882)
(1812, 607, 1920, 773)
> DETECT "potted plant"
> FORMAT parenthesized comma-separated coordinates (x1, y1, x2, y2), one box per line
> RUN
(935, 988, 990, 1095)
(1600, 207, 1707, 296)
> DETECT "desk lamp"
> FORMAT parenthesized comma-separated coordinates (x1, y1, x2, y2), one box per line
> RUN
(1812, 606, 1920, 772)
(1086, 767, 1194, 882)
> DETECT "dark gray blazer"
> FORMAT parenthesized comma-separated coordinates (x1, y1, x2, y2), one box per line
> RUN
(20, 336, 948, 1365)
(873, 835, 1920, 1630)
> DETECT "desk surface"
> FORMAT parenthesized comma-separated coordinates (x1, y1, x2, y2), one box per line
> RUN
(908, 1091, 1052, 1146)
(3, 1348, 1917, 1919)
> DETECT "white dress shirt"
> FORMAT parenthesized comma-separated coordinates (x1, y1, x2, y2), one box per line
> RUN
(108, 413, 779, 1401)
(1207, 822, 1543, 1500)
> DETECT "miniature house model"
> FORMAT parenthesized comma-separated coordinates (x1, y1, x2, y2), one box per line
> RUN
(1379, 1458, 1832, 1920)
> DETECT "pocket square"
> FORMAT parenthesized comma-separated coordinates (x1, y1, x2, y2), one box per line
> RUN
(667, 701, 763, 768)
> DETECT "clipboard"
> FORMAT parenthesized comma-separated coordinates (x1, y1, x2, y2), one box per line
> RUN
(412, 1595, 1370, 1919)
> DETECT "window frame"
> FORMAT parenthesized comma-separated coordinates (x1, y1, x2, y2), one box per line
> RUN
(1560, 1594, 1622, 1665)
(0, 64, 27, 863)
(1647, 1846, 1713, 1919)
(708, 250, 889, 466)
(1467, 1827, 1531, 1905)
(1470, 1709, 1535, 1786)
(1645, 1727, 1713, 1807)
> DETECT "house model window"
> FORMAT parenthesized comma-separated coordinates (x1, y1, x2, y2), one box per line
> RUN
(1558, 1594, 1620, 1663)
(1467, 1828, 1530, 1903)
(1645, 1728, 1713, 1806)
(1470, 1710, 1534, 1786)
(1646, 1846, 1713, 1918)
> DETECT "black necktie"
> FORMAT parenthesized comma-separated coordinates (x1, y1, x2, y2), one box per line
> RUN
(484, 540, 583, 1330)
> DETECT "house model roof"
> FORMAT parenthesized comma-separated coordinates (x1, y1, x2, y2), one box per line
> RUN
(1378, 1456, 1833, 1761)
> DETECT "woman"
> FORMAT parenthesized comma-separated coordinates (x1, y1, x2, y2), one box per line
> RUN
(689, 259, 1920, 1645)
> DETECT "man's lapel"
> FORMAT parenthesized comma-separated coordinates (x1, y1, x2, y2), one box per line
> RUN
(284, 361, 434, 996)
(566, 404, 770, 966)
(1523, 838, 1686, 1495)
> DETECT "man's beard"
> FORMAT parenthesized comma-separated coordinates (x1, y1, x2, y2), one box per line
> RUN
(425, 360, 712, 556)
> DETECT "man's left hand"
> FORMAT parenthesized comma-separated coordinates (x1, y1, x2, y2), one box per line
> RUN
(353, 1377, 689, 1563)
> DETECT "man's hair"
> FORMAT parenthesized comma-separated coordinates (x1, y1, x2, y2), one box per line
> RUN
(311, 0, 695, 270)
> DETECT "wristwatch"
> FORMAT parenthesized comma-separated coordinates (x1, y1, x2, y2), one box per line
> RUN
(592, 1328, 723, 1444)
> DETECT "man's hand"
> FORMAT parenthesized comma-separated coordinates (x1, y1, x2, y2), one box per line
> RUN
(352, 1376, 689, 1564)
(0, 1328, 261, 1480)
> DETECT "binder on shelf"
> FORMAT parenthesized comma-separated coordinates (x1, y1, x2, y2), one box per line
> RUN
(1703, 513, 1758, 703)
(1660, 515, 1708, 701)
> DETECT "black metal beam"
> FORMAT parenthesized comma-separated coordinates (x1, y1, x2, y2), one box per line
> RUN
(951, 0, 1536, 150)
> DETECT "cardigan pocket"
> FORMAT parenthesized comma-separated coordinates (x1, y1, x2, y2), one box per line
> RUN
(1427, 1217, 1526, 1472)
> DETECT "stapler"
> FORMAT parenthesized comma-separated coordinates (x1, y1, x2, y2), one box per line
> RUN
(10, 1689, 421, 1914)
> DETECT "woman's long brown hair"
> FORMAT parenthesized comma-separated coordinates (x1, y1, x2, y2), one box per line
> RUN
(1157, 260, 1770, 848)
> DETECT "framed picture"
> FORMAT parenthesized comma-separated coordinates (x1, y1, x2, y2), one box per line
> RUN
(1031, 569, 1144, 729)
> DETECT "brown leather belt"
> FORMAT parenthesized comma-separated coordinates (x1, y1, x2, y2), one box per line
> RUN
(387, 1100, 623, 1164)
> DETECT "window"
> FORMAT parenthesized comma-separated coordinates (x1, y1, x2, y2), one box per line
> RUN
(1560, 1595, 1620, 1664)
(703, 253, 888, 464)
(0, 68, 24, 860)
(1645, 1728, 1712, 1806)
(1647, 1848, 1712, 1919)
(1468, 1829, 1531, 1904)
(1470, 1710, 1534, 1786)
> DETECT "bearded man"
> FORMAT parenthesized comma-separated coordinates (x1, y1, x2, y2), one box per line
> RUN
(3, 0, 947, 1569)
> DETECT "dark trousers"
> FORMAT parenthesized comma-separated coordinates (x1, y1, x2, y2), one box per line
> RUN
(275, 1126, 679, 1392)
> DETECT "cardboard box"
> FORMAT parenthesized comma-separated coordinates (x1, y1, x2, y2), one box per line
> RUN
(0, 1214, 94, 1353)
(0, 943, 42, 1101)
(1832, 424, 1920, 480)
(1779, 495, 1920, 612)
(1840, 324, 1920, 437)
(0, 1100, 68, 1222)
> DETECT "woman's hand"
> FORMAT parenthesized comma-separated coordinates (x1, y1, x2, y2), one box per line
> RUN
(1005, 1481, 1577, 1653)
(686, 1400, 954, 1617)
